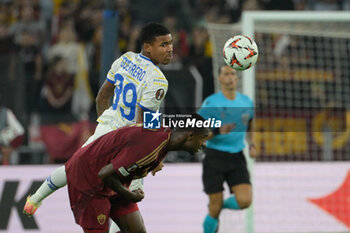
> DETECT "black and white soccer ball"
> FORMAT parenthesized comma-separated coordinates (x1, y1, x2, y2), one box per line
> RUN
(223, 35, 259, 71)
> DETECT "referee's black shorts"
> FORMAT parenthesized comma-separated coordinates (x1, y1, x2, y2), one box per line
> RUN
(202, 147, 250, 194)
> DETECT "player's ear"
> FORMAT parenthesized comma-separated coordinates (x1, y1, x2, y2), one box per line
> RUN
(143, 42, 152, 53)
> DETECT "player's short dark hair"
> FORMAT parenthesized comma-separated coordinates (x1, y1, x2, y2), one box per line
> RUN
(139, 22, 170, 45)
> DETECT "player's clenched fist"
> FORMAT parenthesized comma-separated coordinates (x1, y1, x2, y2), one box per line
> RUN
(129, 189, 145, 202)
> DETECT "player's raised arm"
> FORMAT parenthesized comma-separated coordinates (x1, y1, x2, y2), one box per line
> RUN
(98, 164, 144, 202)
(96, 79, 115, 117)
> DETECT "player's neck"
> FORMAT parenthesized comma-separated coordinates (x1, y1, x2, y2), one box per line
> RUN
(141, 51, 159, 65)
(167, 132, 188, 151)
(222, 90, 236, 100)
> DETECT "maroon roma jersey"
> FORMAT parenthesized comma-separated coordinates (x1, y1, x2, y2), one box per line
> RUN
(65, 124, 171, 197)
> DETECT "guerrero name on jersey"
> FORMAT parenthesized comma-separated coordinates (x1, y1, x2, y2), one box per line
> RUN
(97, 52, 168, 129)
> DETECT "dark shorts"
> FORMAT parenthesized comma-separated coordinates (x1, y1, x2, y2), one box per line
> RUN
(202, 147, 250, 194)
(67, 184, 139, 231)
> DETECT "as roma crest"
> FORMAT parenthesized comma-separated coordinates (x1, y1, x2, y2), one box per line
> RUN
(97, 213, 106, 225)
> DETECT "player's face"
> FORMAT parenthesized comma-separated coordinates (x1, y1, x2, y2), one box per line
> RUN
(184, 131, 209, 155)
(219, 66, 238, 91)
(147, 34, 173, 65)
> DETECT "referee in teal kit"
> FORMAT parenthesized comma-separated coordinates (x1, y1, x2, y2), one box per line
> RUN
(198, 65, 256, 233)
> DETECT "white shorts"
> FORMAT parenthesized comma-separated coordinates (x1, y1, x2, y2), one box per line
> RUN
(82, 122, 115, 147)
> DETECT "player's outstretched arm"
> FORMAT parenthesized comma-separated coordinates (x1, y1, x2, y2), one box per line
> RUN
(98, 164, 144, 202)
(96, 80, 115, 117)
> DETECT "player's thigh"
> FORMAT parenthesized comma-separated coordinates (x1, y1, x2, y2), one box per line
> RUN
(82, 123, 114, 147)
(225, 152, 251, 188)
(113, 210, 146, 233)
(202, 165, 226, 194)
(230, 183, 252, 208)
(110, 197, 143, 233)
(68, 185, 111, 231)
(230, 184, 252, 199)
(76, 197, 110, 232)
(226, 165, 250, 188)
(202, 148, 229, 193)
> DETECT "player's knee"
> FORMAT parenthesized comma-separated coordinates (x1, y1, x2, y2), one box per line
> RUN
(236, 196, 252, 209)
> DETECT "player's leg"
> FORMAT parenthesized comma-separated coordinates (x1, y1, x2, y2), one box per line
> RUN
(228, 184, 252, 209)
(110, 196, 145, 233)
(24, 165, 67, 215)
(68, 184, 111, 233)
(224, 151, 252, 210)
(202, 150, 226, 233)
(113, 211, 146, 233)
(24, 123, 114, 216)
(108, 178, 144, 233)
(82, 122, 115, 147)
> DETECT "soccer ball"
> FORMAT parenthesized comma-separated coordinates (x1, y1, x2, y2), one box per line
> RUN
(223, 35, 259, 71)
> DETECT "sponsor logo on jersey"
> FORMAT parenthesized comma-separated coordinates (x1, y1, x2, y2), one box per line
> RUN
(143, 110, 161, 129)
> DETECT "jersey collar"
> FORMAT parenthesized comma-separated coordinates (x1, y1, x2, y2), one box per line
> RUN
(138, 53, 160, 69)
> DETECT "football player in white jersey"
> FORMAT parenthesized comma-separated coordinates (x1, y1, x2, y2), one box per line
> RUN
(24, 22, 173, 232)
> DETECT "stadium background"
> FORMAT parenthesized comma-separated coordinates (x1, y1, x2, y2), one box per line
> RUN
(0, 0, 350, 233)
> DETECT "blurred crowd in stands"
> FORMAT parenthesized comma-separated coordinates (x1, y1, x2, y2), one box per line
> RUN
(0, 0, 349, 165)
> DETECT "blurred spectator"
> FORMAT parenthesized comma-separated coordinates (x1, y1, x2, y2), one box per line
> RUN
(0, 94, 25, 165)
(263, 0, 295, 10)
(40, 56, 74, 115)
(0, 22, 13, 107)
(242, 0, 264, 11)
(308, 0, 343, 10)
(9, 29, 43, 115)
(49, 23, 93, 119)
(51, 0, 76, 44)
(0, 3, 16, 25)
(89, 24, 102, 105)
(8, 5, 45, 45)
(188, 23, 214, 98)
(73, 1, 99, 43)
(117, 0, 134, 53)
(48, 25, 78, 75)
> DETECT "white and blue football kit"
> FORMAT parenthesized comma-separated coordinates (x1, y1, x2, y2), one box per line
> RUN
(84, 52, 168, 146)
